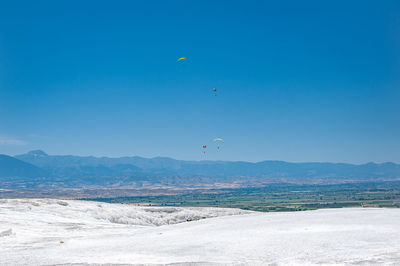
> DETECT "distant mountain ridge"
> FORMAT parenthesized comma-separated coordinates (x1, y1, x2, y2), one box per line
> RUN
(0, 150, 399, 189)
(15, 150, 400, 178)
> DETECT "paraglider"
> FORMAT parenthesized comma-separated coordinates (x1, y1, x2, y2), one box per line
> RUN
(213, 138, 224, 149)
(213, 88, 217, 96)
(202, 145, 207, 154)
(177, 57, 186, 62)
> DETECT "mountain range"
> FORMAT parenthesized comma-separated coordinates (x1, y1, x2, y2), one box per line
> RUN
(0, 150, 399, 189)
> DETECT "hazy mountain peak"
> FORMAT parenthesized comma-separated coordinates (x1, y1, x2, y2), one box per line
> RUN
(27, 150, 48, 157)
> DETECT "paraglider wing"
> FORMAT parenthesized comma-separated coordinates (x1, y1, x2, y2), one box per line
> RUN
(213, 138, 224, 150)
(177, 57, 187, 62)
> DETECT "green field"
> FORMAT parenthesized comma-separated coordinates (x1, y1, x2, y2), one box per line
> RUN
(82, 181, 400, 212)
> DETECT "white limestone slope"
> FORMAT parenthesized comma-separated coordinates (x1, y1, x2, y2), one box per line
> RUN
(1, 199, 400, 265)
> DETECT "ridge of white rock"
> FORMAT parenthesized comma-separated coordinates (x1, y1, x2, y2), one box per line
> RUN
(0, 198, 249, 227)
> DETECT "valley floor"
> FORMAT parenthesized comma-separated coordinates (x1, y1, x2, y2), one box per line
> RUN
(1, 199, 400, 265)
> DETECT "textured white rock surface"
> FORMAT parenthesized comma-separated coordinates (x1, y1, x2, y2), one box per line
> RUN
(0, 198, 399, 265)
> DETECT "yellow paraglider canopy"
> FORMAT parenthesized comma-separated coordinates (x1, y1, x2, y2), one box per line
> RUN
(177, 57, 187, 62)
(213, 138, 224, 143)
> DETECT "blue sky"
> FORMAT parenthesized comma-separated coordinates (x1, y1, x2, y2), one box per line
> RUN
(0, 0, 399, 163)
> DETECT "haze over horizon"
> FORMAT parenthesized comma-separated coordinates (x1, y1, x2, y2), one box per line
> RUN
(2, 149, 399, 165)
(1, 0, 399, 164)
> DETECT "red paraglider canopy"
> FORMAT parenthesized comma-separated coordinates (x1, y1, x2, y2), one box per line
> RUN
(203, 145, 207, 148)
(213, 88, 217, 91)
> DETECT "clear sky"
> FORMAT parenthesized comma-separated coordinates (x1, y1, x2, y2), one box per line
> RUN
(0, 0, 399, 163)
